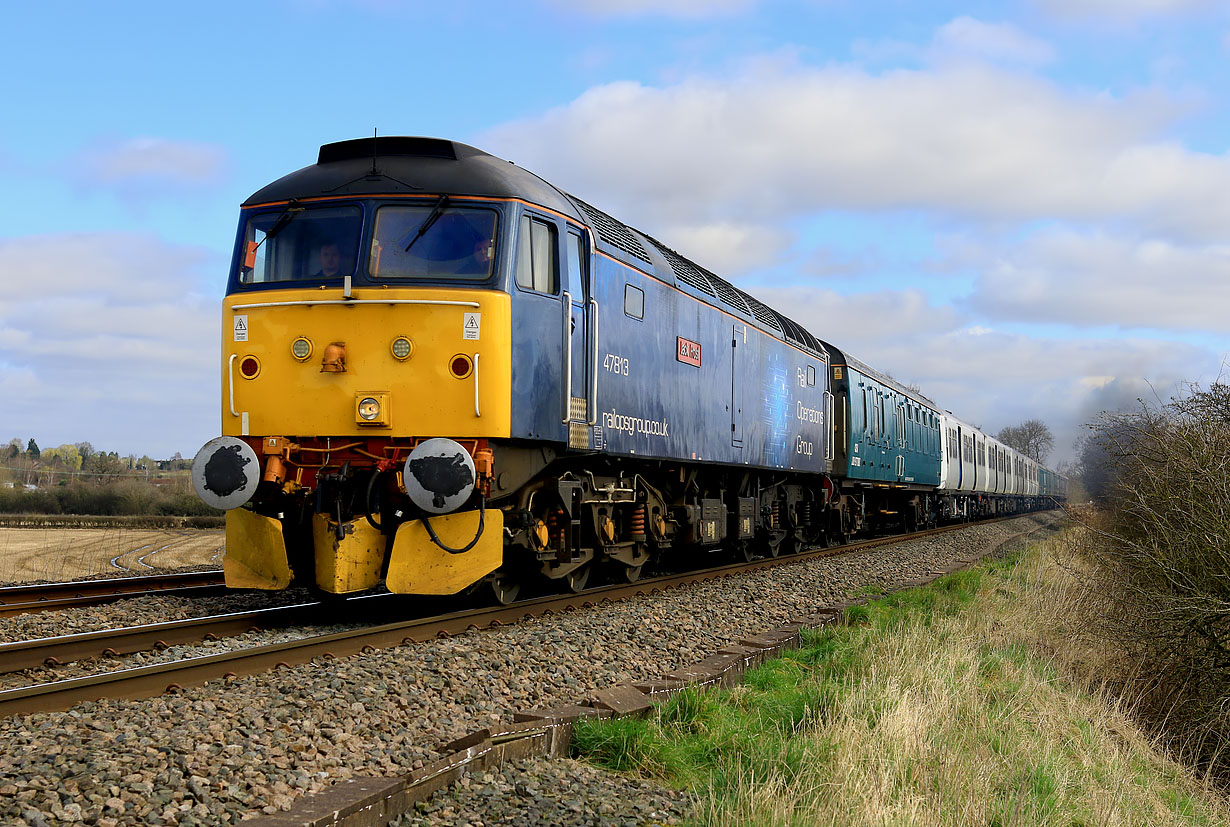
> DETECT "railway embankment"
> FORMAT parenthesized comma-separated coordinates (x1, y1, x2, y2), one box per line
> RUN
(0, 516, 1053, 825)
(412, 522, 1228, 827)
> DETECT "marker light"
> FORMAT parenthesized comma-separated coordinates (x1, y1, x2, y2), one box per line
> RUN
(449, 354, 473, 379)
(291, 337, 313, 360)
(239, 356, 261, 379)
(391, 336, 413, 360)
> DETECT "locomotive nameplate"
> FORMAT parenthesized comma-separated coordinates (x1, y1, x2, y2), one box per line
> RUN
(676, 336, 701, 367)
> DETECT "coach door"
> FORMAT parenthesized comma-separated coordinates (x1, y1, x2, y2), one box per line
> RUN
(563, 226, 595, 448)
(895, 401, 906, 481)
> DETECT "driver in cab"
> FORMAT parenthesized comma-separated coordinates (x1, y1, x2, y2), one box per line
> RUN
(311, 241, 344, 278)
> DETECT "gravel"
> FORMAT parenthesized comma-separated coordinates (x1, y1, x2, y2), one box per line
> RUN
(0, 513, 1062, 826)
(390, 758, 688, 827)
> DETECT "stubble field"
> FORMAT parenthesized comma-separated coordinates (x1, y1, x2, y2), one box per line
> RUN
(0, 528, 224, 583)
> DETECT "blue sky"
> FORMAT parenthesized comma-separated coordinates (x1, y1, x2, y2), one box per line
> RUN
(2, 0, 1228, 464)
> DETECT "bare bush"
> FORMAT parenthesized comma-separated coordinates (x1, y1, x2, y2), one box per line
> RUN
(1073, 383, 1230, 773)
(0, 480, 219, 517)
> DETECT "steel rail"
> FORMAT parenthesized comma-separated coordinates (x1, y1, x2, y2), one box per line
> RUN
(0, 514, 1031, 719)
(0, 572, 226, 618)
(0, 571, 226, 618)
(0, 601, 326, 674)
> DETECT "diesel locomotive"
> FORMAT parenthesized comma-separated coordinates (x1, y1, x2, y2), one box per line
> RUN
(191, 136, 1065, 603)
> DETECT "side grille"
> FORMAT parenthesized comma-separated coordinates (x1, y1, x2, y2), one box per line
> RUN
(569, 197, 652, 264)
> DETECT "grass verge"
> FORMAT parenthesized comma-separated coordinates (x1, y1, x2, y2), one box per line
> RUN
(572, 526, 1230, 825)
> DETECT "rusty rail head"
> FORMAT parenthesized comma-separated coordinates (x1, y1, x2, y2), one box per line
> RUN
(0, 571, 226, 617)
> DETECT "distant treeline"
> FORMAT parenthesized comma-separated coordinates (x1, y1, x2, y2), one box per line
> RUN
(0, 480, 221, 518)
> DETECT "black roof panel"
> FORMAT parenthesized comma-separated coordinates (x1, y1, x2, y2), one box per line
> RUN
(243, 137, 582, 222)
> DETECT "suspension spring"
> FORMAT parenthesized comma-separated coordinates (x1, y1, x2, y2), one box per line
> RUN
(798, 500, 813, 527)
(629, 504, 647, 537)
(770, 501, 780, 530)
(546, 509, 564, 547)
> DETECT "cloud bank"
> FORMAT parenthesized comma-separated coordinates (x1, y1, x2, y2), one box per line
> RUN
(0, 232, 221, 457)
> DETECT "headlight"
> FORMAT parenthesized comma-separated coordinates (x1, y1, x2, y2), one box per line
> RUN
(358, 397, 381, 421)
(291, 337, 313, 360)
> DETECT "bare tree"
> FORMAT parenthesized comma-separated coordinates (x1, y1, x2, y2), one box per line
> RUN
(995, 418, 1054, 463)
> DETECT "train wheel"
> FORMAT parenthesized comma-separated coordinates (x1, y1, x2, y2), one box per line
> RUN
(565, 565, 590, 593)
(489, 571, 521, 606)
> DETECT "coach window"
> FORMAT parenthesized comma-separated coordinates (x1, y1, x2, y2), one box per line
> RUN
(624, 284, 644, 319)
(516, 215, 557, 294)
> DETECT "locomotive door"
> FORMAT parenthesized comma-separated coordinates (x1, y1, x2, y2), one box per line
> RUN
(731, 324, 745, 447)
(563, 227, 594, 449)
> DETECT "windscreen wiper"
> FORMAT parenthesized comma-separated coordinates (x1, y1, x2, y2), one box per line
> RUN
(242, 199, 302, 272)
(403, 195, 450, 252)
(263, 199, 303, 241)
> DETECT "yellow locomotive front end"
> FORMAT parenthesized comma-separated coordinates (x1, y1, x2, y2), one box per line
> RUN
(192, 140, 523, 597)
(213, 285, 511, 596)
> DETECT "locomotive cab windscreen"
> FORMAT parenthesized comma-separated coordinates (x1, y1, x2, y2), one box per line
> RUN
(233, 201, 501, 290)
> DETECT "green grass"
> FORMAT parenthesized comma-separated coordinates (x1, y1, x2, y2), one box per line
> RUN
(572, 530, 1230, 826)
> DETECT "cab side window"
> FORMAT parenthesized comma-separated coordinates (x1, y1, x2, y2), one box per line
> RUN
(516, 215, 557, 294)
(565, 230, 585, 298)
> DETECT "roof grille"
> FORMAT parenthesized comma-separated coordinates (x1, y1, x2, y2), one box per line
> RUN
(707, 273, 752, 316)
(569, 197, 652, 264)
(774, 312, 822, 352)
(742, 294, 782, 331)
(645, 237, 716, 297)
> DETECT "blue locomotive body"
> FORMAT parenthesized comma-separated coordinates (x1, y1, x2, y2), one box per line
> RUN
(194, 136, 1063, 601)
(508, 199, 830, 475)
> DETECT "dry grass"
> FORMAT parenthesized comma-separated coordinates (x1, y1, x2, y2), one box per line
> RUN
(576, 527, 1230, 826)
(0, 527, 224, 583)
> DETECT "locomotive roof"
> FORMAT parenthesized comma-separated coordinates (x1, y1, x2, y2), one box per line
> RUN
(244, 136, 826, 358)
(242, 136, 584, 223)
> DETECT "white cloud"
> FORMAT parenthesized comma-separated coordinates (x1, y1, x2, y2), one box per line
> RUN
(73, 137, 228, 203)
(931, 17, 1055, 66)
(0, 232, 221, 457)
(959, 229, 1230, 333)
(654, 221, 793, 275)
(546, 0, 754, 18)
(1035, 0, 1216, 22)
(483, 59, 1230, 258)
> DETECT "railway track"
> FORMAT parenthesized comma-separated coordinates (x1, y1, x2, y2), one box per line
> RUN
(0, 516, 1020, 718)
(0, 570, 226, 618)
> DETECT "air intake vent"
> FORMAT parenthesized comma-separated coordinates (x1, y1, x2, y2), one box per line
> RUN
(569, 197, 652, 264)
(318, 137, 457, 165)
(707, 273, 751, 316)
(742, 294, 782, 331)
(646, 237, 716, 297)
